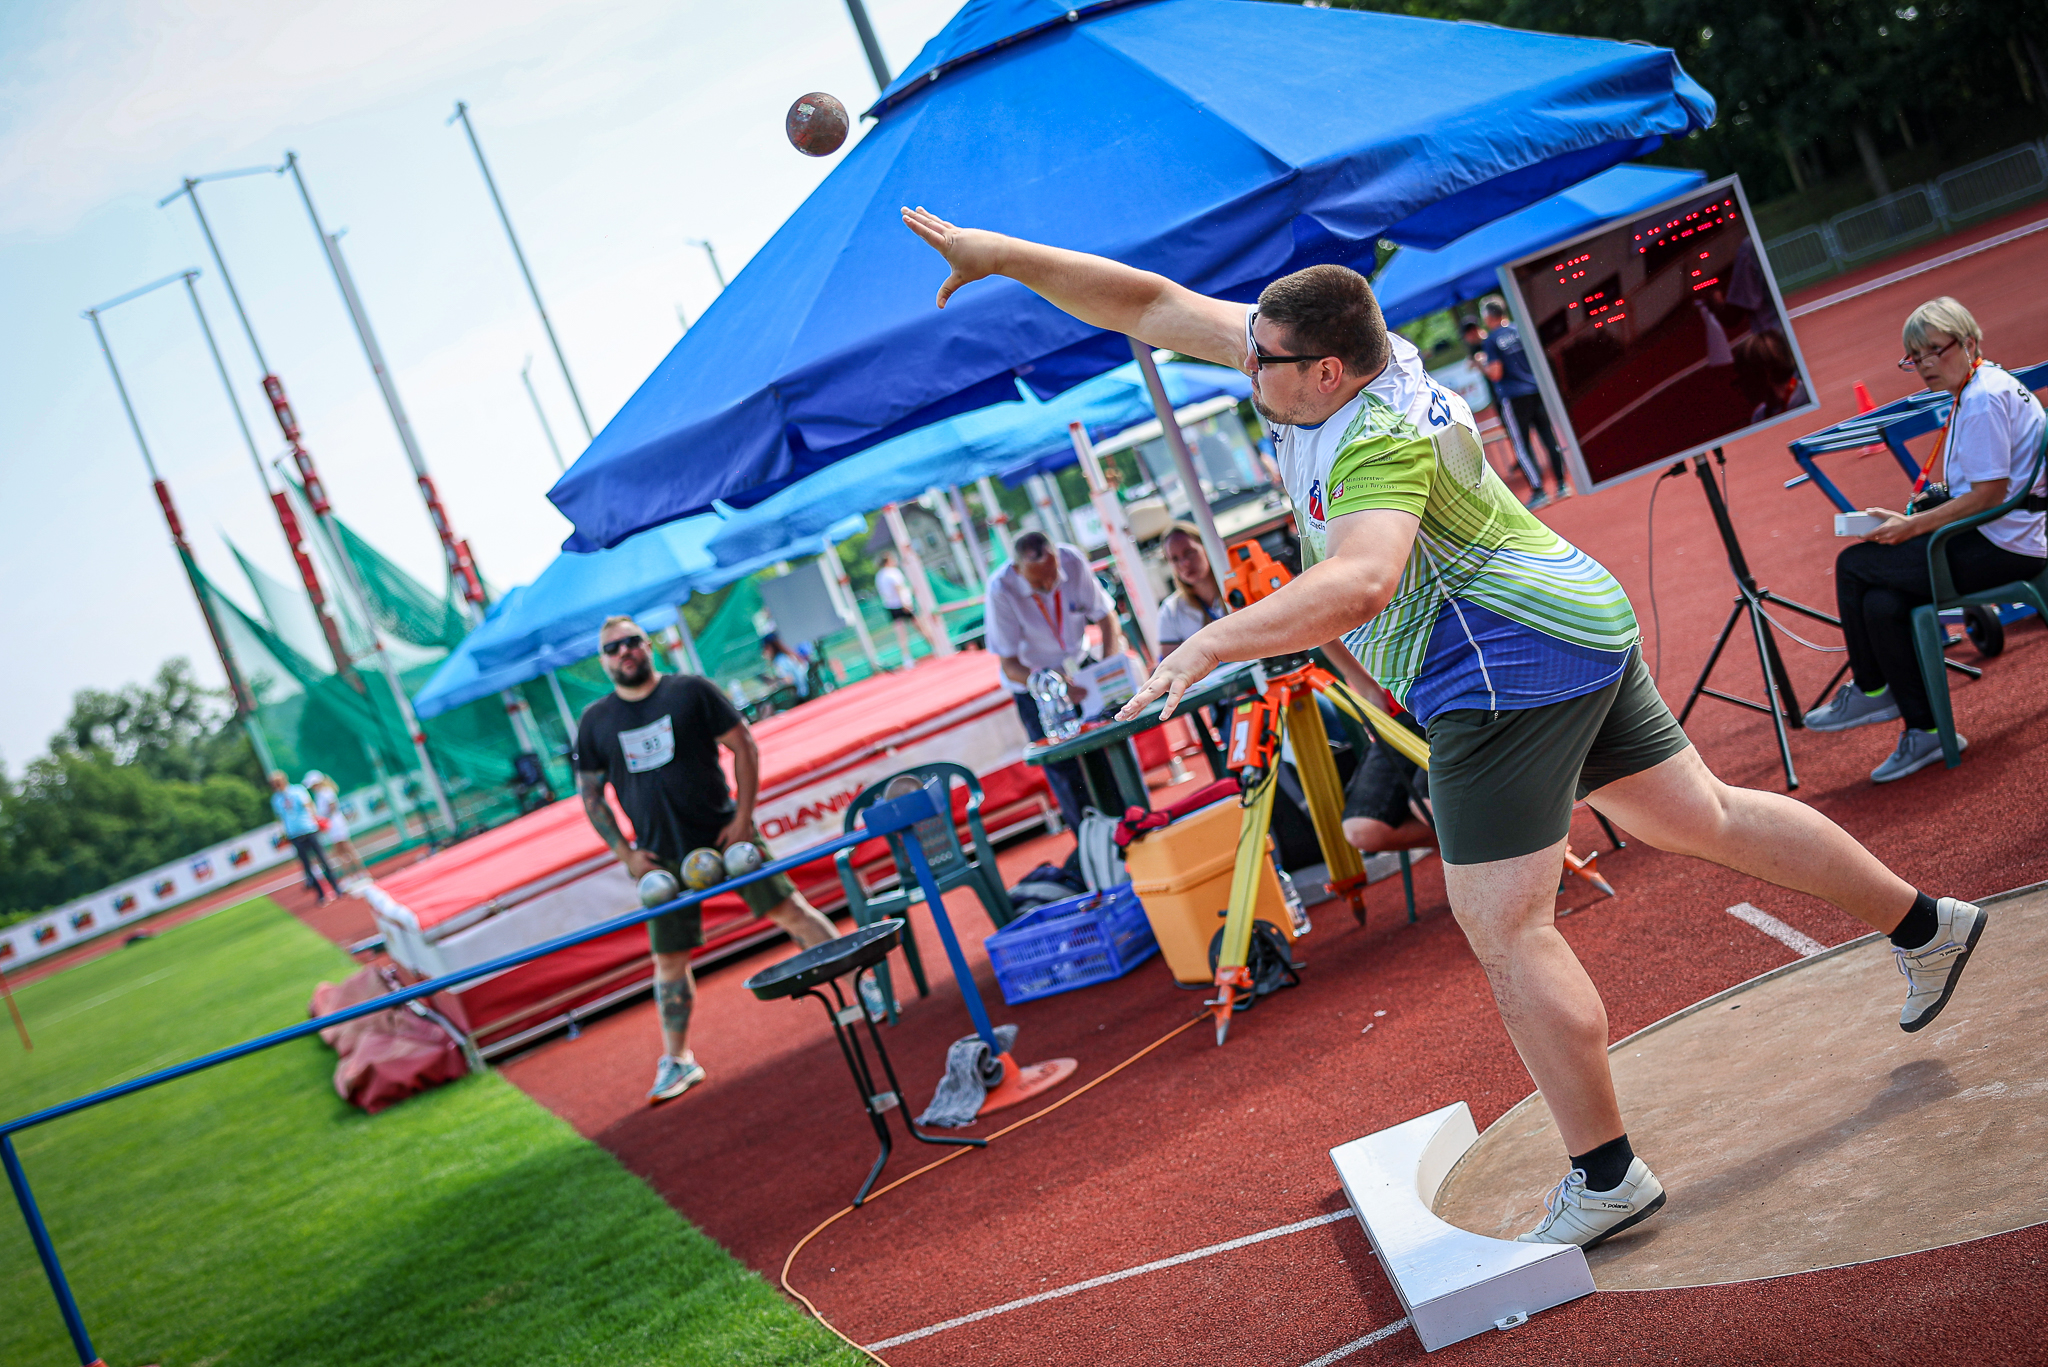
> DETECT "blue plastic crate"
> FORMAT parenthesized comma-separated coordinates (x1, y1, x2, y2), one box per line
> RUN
(983, 883, 1158, 1005)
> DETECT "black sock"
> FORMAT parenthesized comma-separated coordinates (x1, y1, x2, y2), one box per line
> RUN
(1570, 1134, 1635, 1192)
(1890, 891, 1939, 949)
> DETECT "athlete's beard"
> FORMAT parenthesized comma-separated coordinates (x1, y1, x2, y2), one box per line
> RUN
(1252, 390, 1316, 426)
(609, 655, 653, 688)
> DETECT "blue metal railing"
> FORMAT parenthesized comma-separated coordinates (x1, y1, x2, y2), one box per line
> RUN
(3, 788, 986, 1367)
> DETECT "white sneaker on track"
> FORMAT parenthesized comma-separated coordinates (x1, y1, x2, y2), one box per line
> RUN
(1516, 1158, 1666, 1249)
(1896, 897, 1988, 1033)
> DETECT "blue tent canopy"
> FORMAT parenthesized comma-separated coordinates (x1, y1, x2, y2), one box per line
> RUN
(1372, 164, 1708, 326)
(704, 359, 1248, 567)
(548, 0, 1713, 550)
(412, 511, 862, 717)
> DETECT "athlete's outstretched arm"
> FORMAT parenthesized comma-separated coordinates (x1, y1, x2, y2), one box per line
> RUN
(1118, 508, 1420, 719)
(901, 206, 1248, 369)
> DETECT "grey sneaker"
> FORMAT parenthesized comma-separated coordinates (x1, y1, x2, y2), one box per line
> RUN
(1872, 728, 1964, 783)
(1896, 897, 1988, 1032)
(1516, 1158, 1666, 1249)
(1803, 683, 1901, 732)
(648, 1055, 706, 1104)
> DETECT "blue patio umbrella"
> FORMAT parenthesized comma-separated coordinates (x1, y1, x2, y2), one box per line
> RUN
(1372, 163, 1708, 326)
(704, 359, 1248, 567)
(548, 0, 1714, 551)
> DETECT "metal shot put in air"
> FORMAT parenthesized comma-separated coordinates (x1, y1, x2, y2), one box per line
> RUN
(900, 204, 1987, 1251)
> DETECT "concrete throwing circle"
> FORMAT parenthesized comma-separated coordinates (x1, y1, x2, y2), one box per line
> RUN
(1433, 884, 2048, 1290)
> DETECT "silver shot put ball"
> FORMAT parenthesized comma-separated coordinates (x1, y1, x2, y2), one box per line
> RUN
(637, 869, 680, 907)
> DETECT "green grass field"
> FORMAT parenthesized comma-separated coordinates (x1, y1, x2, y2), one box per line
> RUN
(0, 898, 862, 1367)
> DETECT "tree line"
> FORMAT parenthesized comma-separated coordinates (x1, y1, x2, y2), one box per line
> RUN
(0, 659, 270, 923)
(1302, 0, 2047, 207)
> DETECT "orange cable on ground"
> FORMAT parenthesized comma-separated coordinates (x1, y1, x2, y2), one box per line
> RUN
(780, 1010, 1211, 1364)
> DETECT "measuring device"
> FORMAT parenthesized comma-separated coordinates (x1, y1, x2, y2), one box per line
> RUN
(1204, 544, 1611, 1044)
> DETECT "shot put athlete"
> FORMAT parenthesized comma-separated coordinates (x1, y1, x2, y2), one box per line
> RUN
(575, 615, 838, 1104)
(902, 207, 1990, 1248)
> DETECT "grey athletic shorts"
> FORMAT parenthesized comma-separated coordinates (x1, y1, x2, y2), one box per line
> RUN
(1425, 650, 1690, 866)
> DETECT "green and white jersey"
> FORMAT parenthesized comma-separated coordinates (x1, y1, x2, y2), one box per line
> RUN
(1254, 318, 1639, 720)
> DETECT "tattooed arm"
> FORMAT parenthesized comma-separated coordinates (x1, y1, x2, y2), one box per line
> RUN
(579, 769, 657, 879)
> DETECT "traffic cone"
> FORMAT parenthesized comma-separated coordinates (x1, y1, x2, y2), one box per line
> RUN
(1854, 380, 1884, 456)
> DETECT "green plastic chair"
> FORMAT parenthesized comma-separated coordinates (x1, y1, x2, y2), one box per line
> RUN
(1909, 426, 2048, 769)
(835, 762, 1018, 1022)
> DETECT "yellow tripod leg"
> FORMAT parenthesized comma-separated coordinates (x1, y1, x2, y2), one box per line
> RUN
(1212, 757, 1279, 1045)
(1284, 693, 1365, 913)
(1324, 681, 1431, 770)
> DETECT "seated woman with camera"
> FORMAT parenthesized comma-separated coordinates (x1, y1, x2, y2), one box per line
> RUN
(1804, 297, 2047, 782)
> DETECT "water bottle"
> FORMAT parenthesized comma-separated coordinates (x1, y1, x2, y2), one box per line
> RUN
(1276, 866, 1311, 938)
(1028, 669, 1081, 740)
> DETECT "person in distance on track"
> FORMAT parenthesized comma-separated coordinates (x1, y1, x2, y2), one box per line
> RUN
(901, 206, 1988, 1250)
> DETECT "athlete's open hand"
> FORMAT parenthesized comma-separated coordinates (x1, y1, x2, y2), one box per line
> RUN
(1118, 638, 1221, 723)
(901, 206, 1006, 309)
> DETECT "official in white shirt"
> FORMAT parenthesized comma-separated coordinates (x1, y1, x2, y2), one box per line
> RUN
(984, 532, 1125, 827)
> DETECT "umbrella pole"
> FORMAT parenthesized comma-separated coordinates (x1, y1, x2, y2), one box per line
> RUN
(669, 605, 707, 675)
(545, 669, 579, 739)
(947, 485, 992, 585)
(927, 486, 984, 591)
(976, 475, 1015, 562)
(1130, 338, 1233, 608)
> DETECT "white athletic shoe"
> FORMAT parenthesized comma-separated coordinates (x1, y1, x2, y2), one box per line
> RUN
(1896, 897, 1988, 1033)
(647, 1054, 706, 1104)
(1516, 1158, 1666, 1249)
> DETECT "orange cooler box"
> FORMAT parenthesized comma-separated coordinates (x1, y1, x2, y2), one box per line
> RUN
(1124, 798, 1293, 985)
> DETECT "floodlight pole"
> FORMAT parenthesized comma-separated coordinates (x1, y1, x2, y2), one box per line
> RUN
(1069, 421, 1161, 656)
(946, 485, 992, 584)
(522, 358, 566, 471)
(685, 238, 727, 291)
(170, 173, 458, 836)
(819, 536, 883, 673)
(284, 153, 550, 763)
(882, 502, 954, 656)
(927, 486, 984, 591)
(1130, 337, 1232, 607)
(451, 101, 594, 440)
(843, 0, 893, 90)
(84, 283, 276, 776)
(976, 475, 1015, 560)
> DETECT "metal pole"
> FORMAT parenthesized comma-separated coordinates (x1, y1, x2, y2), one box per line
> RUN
(947, 485, 991, 585)
(819, 535, 883, 673)
(545, 669, 579, 739)
(1028, 473, 1076, 547)
(976, 475, 1015, 561)
(285, 154, 548, 762)
(843, 0, 894, 90)
(2, 1135, 97, 1366)
(927, 486, 983, 590)
(522, 359, 566, 472)
(1130, 337, 1231, 604)
(175, 196, 360, 688)
(882, 502, 954, 655)
(171, 175, 457, 834)
(685, 239, 727, 291)
(1069, 421, 1162, 656)
(84, 292, 275, 775)
(668, 607, 706, 676)
(450, 101, 593, 440)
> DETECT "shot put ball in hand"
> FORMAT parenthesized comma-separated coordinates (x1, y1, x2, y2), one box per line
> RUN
(786, 92, 849, 157)
(637, 868, 680, 908)
(723, 841, 764, 879)
(682, 847, 728, 891)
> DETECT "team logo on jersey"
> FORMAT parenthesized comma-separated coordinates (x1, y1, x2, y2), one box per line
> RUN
(1307, 479, 1325, 522)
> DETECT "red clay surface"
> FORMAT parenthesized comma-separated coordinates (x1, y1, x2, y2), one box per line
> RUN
(103, 207, 2048, 1365)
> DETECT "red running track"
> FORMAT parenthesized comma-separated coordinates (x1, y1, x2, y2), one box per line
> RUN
(321, 207, 2048, 1364)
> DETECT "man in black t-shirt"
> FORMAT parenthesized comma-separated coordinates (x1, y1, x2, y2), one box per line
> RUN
(575, 615, 836, 1104)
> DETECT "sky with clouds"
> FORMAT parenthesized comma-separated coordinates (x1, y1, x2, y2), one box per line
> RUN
(0, 0, 962, 770)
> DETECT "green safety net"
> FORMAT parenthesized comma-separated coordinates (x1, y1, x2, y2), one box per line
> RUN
(203, 506, 612, 836)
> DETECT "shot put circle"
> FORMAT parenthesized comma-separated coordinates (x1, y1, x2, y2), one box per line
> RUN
(785, 92, 849, 157)
(681, 847, 727, 891)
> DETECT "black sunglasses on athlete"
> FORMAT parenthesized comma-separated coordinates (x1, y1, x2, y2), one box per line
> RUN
(602, 635, 647, 656)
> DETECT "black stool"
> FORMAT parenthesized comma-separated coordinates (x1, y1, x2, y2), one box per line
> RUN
(744, 919, 984, 1205)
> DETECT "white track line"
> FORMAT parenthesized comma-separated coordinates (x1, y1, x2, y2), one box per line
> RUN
(1787, 214, 2048, 318)
(1726, 901, 1828, 957)
(1298, 1318, 1413, 1366)
(865, 1210, 1357, 1351)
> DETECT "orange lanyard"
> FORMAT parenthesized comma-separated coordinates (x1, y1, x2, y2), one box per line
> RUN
(1914, 357, 1984, 496)
(1032, 588, 1064, 641)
